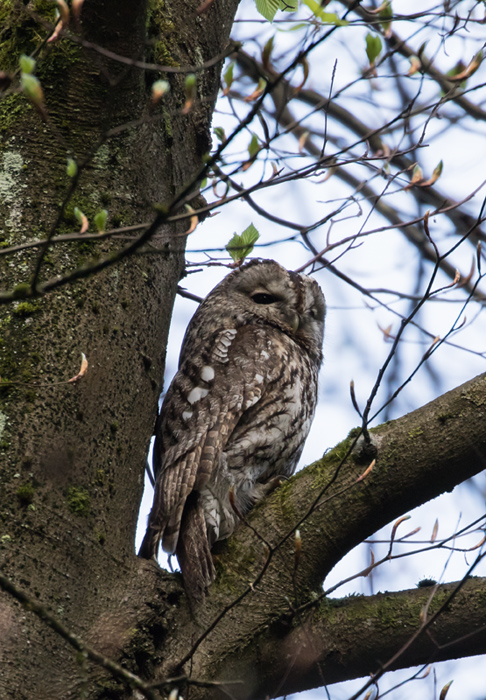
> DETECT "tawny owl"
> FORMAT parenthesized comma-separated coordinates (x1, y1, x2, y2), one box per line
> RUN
(139, 259, 325, 599)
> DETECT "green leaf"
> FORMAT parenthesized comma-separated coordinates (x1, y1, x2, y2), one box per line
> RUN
(223, 62, 234, 90)
(66, 158, 77, 178)
(185, 73, 197, 89)
(255, 0, 298, 22)
(439, 680, 453, 700)
(365, 33, 382, 65)
(73, 207, 84, 224)
(240, 223, 260, 247)
(433, 160, 443, 179)
(184, 73, 197, 100)
(94, 209, 108, 233)
(444, 61, 466, 91)
(226, 224, 260, 264)
(19, 54, 36, 75)
(283, 22, 308, 31)
(213, 126, 226, 143)
(20, 73, 43, 106)
(255, 0, 280, 22)
(379, 0, 393, 36)
(302, 0, 349, 25)
(248, 133, 260, 158)
(262, 35, 275, 66)
(417, 41, 427, 60)
(410, 163, 423, 184)
(151, 79, 170, 102)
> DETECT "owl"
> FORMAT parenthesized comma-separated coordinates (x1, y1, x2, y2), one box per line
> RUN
(139, 259, 326, 600)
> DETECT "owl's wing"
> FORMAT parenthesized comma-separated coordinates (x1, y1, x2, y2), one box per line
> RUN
(138, 325, 279, 587)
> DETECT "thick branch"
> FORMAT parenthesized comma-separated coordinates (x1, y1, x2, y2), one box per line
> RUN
(212, 372, 486, 599)
(217, 577, 486, 698)
(169, 373, 486, 695)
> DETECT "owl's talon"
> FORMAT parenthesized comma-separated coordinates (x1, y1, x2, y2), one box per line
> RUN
(262, 475, 288, 495)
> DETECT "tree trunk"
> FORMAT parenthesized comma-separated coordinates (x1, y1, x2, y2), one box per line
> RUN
(0, 1, 238, 697)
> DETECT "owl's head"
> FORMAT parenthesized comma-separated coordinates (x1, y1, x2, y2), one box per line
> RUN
(202, 259, 326, 363)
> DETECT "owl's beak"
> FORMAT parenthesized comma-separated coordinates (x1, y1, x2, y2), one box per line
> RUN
(287, 311, 300, 333)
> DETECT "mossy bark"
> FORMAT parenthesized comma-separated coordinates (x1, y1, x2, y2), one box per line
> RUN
(218, 577, 486, 698)
(0, 0, 239, 697)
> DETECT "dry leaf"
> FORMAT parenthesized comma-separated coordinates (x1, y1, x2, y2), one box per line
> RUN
(68, 353, 88, 383)
(421, 335, 440, 361)
(72, 0, 85, 22)
(357, 459, 375, 482)
(448, 51, 482, 81)
(408, 55, 422, 76)
(350, 379, 362, 416)
(468, 535, 486, 551)
(197, 0, 217, 14)
(378, 323, 393, 340)
(439, 680, 453, 700)
(47, 0, 70, 43)
(294, 57, 309, 93)
(298, 130, 310, 154)
(294, 530, 302, 571)
(457, 259, 474, 288)
(79, 214, 89, 234)
(390, 515, 411, 542)
(184, 205, 199, 235)
(362, 549, 375, 576)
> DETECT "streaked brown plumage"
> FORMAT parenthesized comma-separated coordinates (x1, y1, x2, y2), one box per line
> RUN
(139, 259, 325, 599)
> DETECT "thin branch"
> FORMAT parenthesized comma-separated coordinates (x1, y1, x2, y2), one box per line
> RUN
(346, 551, 486, 700)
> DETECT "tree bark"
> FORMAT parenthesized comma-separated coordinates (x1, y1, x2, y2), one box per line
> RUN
(210, 577, 486, 698)
(0, 0, 239, 697)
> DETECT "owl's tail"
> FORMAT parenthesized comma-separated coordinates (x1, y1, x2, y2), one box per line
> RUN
(176, 492, 215, 602)
(138, 521, 161, 560)
(138, 473, 183, 559)
(139, 493, 215, 602)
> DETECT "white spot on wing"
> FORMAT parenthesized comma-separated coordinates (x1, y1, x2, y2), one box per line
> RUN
(261, 350, 270, 360)
(255, 374, 264, 384)
(212, 328, 238, 363)
(187, 386, 209, 404)
(201, 365, 215, 382)
(182, 410, 193, 421)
